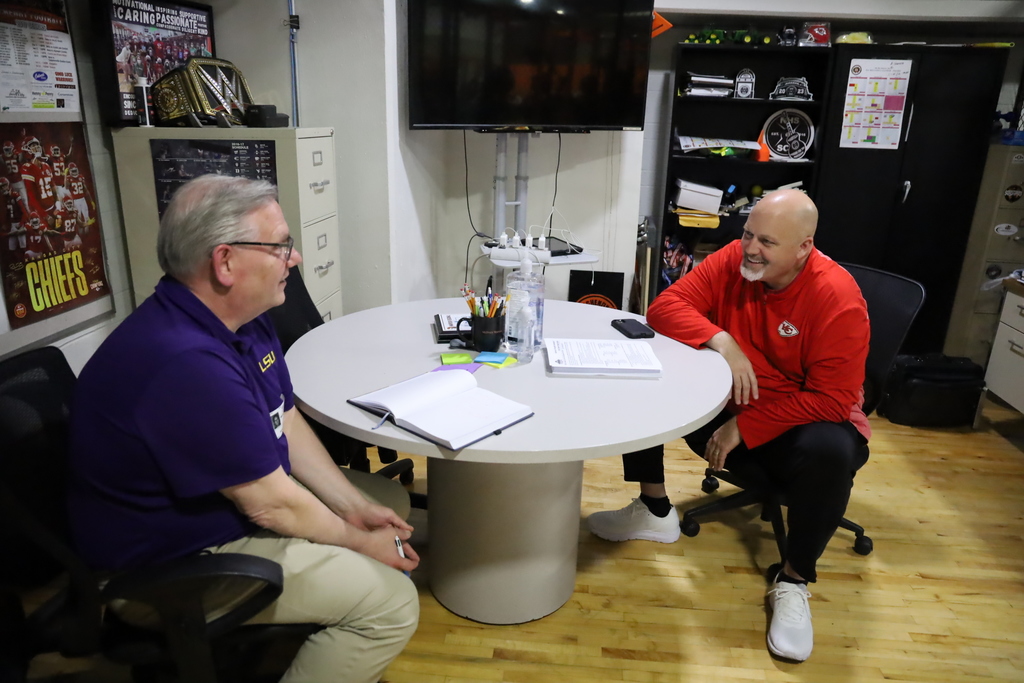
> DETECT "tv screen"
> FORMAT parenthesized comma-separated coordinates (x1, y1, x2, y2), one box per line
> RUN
(407, 0, 655, 132)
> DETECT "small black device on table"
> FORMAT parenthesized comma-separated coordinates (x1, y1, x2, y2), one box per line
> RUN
(612, 319, 655, 339)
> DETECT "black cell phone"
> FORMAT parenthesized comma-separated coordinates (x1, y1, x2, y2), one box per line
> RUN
(611, 318, 655, 339)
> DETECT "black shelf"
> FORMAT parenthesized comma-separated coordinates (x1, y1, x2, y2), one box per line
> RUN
(670, 153, 816, 166)
(676, 97, 822, 107)
(650, 41, 836, 305)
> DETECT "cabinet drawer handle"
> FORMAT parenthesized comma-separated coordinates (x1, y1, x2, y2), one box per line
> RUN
(1017, 304, 1024, 317)
(1010, 340, 1024, 358)
(309, 179, 331, 190)
(314, 260, 335, 273)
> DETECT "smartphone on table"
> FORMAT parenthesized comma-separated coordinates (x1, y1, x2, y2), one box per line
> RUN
(611, 318, 655, 339)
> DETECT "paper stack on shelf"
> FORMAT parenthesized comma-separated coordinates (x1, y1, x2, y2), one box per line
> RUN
(685, 71, 734, 97)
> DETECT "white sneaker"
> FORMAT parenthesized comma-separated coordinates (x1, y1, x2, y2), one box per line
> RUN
(586, 498, 681, 543)
(766, 579, 814, 661)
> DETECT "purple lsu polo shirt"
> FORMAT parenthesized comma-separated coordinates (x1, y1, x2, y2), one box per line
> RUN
(68, 276, 294, 571)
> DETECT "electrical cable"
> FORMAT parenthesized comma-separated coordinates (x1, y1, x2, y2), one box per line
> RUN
(542, 132, 562, 276)
(463, 129, 491, 283)
(545, 133, 562, 238)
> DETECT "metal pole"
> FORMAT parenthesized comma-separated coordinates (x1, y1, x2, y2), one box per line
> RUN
(493, 133, 507, 238)
(514, 132, 529, 239)
(287, 0, 300, 126)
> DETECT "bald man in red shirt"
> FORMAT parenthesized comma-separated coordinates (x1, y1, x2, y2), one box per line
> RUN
(587, 190, 870, 663)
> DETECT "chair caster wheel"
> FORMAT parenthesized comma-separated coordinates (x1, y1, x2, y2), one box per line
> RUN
(701, 476, 719, 494)
(854, 535, 873, 555)
(682, 519, 700, 537)
(399, 469, 415, 485)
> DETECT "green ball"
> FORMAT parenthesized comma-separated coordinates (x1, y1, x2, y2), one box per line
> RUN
(751, 184, 764, 197)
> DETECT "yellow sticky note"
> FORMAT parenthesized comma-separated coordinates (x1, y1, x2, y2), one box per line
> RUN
(441, 352, 474, 365)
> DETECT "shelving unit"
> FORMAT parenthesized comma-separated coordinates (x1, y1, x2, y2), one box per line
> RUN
(652, 44, 833, 300)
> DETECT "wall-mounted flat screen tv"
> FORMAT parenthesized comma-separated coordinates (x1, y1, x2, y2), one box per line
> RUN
(407, 0, 655, 132)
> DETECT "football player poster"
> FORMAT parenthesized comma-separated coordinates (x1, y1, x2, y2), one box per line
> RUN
(0, 121, 110, 330)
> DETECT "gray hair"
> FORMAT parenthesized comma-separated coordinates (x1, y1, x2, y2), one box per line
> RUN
(157, 174, 279, 280)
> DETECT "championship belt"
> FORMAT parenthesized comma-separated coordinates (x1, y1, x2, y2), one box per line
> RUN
(152, 57, 254, 127)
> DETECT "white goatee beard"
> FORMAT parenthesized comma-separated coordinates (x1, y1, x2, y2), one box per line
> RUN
(740, 263, 765, 282)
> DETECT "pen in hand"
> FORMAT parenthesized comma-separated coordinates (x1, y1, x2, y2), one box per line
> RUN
(395, 535, 411, 577)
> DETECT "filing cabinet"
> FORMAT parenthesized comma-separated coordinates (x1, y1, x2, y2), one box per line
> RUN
(112, 127, 342, 320)
(946, 145, 1024, 365)
(985, 287, 1024, 413)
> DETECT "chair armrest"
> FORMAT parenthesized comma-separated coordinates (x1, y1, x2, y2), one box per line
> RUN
(101, 553, 283, 638)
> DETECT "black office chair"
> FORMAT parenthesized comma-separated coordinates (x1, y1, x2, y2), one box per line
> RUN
(0, 346, 319, 683)
(268, 267, 425, 509)
(680, 264, 926, 565)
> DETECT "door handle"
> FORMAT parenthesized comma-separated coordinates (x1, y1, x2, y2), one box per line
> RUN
(314, 260, 335, 273)
(902, 180, 911, 203)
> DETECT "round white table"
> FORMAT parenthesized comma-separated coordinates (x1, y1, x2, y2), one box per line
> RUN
(287, 298, 731, 624)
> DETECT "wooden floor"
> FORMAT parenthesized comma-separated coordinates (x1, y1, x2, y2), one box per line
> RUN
(26, 399, 1024, 682)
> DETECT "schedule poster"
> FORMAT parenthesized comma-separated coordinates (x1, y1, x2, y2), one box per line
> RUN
(0, 1, 80, 114)
(150, 138, 277, 217)
(839, 59, 912, 150)
(0, 121, 110, 332)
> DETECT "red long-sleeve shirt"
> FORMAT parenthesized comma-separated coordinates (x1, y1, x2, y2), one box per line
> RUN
(648, 240, 870, 448)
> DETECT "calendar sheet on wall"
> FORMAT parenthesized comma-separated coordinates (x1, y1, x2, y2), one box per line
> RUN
(839, 58, 913, 150)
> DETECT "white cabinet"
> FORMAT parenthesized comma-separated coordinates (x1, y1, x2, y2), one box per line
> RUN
(111, 127, 342, 320)
(946, 145, 1024, 366)
(985, 288, 1024, 414)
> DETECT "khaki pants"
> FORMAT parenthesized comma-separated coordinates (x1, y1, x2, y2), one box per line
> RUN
(116, 468, 419, 683)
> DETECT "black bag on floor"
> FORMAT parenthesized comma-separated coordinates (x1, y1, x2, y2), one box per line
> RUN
(879, 353, 985, 427)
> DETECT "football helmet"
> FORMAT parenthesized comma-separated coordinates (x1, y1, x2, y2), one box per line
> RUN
(23, 137, 42, 158)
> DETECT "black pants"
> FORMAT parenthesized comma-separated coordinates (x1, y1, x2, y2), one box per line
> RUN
(623, 410, 869, 582)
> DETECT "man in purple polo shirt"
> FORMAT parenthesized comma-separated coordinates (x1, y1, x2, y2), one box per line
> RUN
(68, 175, 419, 683)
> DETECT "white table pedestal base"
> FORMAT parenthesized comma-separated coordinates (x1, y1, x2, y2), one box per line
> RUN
(426, 459, 584, 624)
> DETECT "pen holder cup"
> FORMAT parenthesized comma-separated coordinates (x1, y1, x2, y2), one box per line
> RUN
(457, 314, 506, 353)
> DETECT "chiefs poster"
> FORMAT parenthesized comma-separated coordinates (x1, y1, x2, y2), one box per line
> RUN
(0, 121, 110, 330)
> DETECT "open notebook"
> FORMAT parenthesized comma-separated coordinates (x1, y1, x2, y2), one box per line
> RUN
(349, 370, 533, 450)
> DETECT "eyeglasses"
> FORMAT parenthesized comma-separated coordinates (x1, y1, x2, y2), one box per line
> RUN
(225, 235, 294, 262)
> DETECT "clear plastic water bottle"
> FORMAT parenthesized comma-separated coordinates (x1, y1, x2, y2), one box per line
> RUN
(505, 258, 545, 363)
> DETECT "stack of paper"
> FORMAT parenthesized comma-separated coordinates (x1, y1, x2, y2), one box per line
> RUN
(672, 209, 720, 228)
(685, 71, 734, 97)
(545, 338, 662, 378)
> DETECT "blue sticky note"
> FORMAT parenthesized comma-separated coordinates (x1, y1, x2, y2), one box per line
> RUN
(474, 352, 508, 364)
